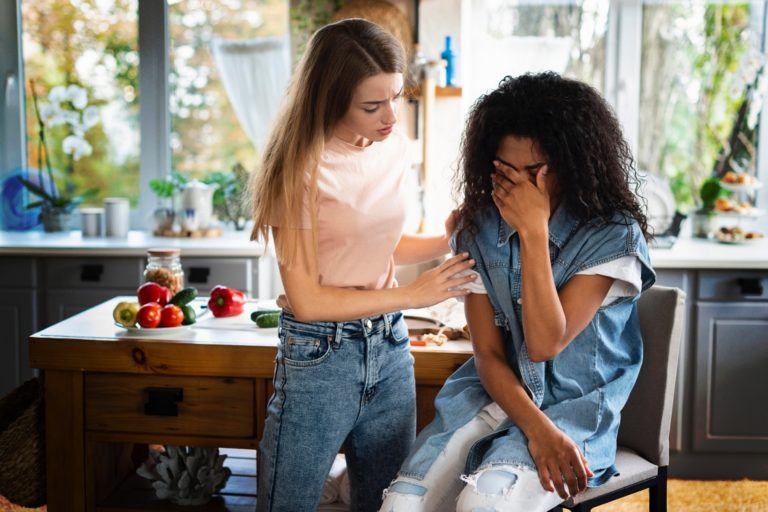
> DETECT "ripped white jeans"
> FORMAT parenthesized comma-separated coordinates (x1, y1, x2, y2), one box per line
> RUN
(379, 406, 564, 512)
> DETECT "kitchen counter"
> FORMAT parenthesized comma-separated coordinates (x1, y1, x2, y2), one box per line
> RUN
(649, 236, 767, 269)
(1, 229, 765, 268)
(0, 229, 266, 257)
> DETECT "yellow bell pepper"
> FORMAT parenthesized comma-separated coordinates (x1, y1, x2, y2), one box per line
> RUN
(113, 301, 140, 328)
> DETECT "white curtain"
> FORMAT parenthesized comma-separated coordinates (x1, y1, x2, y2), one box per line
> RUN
(210, 36, 291, 151)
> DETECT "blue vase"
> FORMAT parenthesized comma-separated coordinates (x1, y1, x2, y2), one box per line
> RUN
(0, 167, 56, 231)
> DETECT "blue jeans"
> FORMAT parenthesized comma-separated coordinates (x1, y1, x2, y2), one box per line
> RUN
(257, 310, 416, 512)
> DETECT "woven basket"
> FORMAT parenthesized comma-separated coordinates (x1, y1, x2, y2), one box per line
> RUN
(332, 0, 414, 58)
(0, 378, 46, 507)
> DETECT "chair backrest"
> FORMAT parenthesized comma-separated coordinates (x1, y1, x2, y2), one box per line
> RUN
(617, 285, 686, 466)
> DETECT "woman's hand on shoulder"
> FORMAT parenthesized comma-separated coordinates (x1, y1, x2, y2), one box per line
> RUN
(527, 418, 594, 499)
(403, 252, 477, 308)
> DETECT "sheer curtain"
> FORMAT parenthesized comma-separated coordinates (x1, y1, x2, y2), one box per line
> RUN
(210, 36, 290, 151)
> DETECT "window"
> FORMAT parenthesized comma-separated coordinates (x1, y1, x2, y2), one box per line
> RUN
(20, 0, 140, 206)
(464, 0, 610, 101)
(637, 1, 766, 210)
(168, 0, 289, 179)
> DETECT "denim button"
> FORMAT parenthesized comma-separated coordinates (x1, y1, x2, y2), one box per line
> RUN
(517, 297, 523, 304)
(365, 318, 373, 330)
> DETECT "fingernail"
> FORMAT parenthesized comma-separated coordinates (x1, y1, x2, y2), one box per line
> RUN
(468, 259, 475, 264)
(492, 160, 500, 167)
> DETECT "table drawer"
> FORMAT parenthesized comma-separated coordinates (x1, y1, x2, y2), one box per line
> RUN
(85, 374, 254, 438)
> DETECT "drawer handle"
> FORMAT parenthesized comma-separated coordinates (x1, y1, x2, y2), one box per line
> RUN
(188, 267, 210, 284)
(737, 278, 763, 296)
(144, 387, 183, 416)
(80, 264, 104, 282)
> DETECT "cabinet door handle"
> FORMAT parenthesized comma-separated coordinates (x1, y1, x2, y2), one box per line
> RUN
(188, 266, 210, 284)
(80, 264, 104, 282)
(737, 278, 763, 296)
(144, 387, 183, 416)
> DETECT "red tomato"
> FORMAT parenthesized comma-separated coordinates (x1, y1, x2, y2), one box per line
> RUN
(159, 304, 184, 328)
(137, 302, 163, 328)
(138, 282, 172, 306)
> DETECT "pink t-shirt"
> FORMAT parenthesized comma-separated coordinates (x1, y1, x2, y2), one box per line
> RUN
(271, 131, 410, 290)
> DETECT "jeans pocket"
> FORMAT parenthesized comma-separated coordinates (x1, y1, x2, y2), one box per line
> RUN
(390, 316, 410, 345)
(282, 333, 332, 367)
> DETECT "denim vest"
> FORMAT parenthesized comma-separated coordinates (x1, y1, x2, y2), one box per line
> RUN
(399, 205, 655, 486)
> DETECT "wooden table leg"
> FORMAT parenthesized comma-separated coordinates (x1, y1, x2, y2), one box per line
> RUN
(45, 370, 85, 511)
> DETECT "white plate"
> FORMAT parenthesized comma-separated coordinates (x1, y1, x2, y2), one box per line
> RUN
(116, 323, 191, 336)
(715, 237, 764, 245)
(714, 208, 765, 218)
(638, 172, 676, 235)
(720, 181, 763, 193)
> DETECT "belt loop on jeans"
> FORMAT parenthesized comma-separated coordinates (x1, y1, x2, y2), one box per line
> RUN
(383, 313, 392, 337)
(334, 322, 344, 346)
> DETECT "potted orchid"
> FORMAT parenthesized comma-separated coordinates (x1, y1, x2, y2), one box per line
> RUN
(18, 81, 99, 232)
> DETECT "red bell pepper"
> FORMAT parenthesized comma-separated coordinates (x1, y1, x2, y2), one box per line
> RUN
(207, 285, 246, 317)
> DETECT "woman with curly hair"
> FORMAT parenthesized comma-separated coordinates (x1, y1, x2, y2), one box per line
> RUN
(380, 72, 655, 511)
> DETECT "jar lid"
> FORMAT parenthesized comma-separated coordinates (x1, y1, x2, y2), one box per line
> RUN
(147, 248, 181, 257)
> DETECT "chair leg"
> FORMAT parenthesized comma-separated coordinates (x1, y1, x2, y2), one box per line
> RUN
(649, 466, 668, 512)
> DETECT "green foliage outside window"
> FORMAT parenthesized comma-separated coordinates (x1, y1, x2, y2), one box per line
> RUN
(640, 3, 762, 212)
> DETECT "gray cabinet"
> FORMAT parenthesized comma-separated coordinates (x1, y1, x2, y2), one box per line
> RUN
(182, 257, 255, 294)
(662, 268, 768, 479)
(42, 257, 143, 324)
(0, 258, 39, 396)
(693, 272, 768, 453)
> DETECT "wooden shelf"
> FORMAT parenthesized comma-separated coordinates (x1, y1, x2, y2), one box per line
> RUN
(405, 85, 462, 98)
(97, 449, 257, 512)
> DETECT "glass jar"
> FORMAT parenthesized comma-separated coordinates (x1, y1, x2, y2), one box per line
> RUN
(144, 248, 184, 294)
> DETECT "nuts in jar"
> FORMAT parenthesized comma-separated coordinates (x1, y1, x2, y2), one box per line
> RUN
(144, 248, 184, 294)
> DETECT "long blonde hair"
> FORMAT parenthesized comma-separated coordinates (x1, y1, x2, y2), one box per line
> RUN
(249, 18, 406, 266)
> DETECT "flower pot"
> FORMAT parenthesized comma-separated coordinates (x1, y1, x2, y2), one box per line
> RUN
(691, 210, 716, 239)
(40, 209, 73, 232)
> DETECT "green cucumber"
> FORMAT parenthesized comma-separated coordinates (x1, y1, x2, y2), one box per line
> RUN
(254, 311, 280, 328)
(170, 287, 198, 306)
(181, 304, 197, 325)
(251, 309, 281, 323)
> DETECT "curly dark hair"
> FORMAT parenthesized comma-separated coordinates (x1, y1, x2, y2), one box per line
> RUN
(454, 72, 649, 240)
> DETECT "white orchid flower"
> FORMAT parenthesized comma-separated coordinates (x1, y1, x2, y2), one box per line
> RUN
(66, 84, 88, 110)
(62, 110, 80, 127)
(62, 135, 93, 161)
(40, 103, 66, 126)
(48, 85, 67, 105)
(82, 105, 100, 129)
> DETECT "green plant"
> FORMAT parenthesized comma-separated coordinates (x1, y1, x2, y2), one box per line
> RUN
(290, 0, 345, 62)
(149, 171, 188, 201)
(203, 163, 250, 230)
(698, 176, 729, 212)
(18, 81, 99, 214)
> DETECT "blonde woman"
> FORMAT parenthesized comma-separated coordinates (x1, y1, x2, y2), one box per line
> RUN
(250, 19, 476, 512)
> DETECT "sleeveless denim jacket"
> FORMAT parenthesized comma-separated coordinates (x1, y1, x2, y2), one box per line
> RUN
(399, 205, 655, 486)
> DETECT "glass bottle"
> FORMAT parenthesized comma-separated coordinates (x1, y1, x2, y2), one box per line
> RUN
(144, 248, 184, 294)
(440, 35, 456, 86)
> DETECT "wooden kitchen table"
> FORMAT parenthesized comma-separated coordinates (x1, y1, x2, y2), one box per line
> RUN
(30, 297, 472, 511)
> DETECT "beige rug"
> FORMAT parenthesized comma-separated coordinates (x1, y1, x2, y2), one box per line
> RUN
(595, 479, 768, 512)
